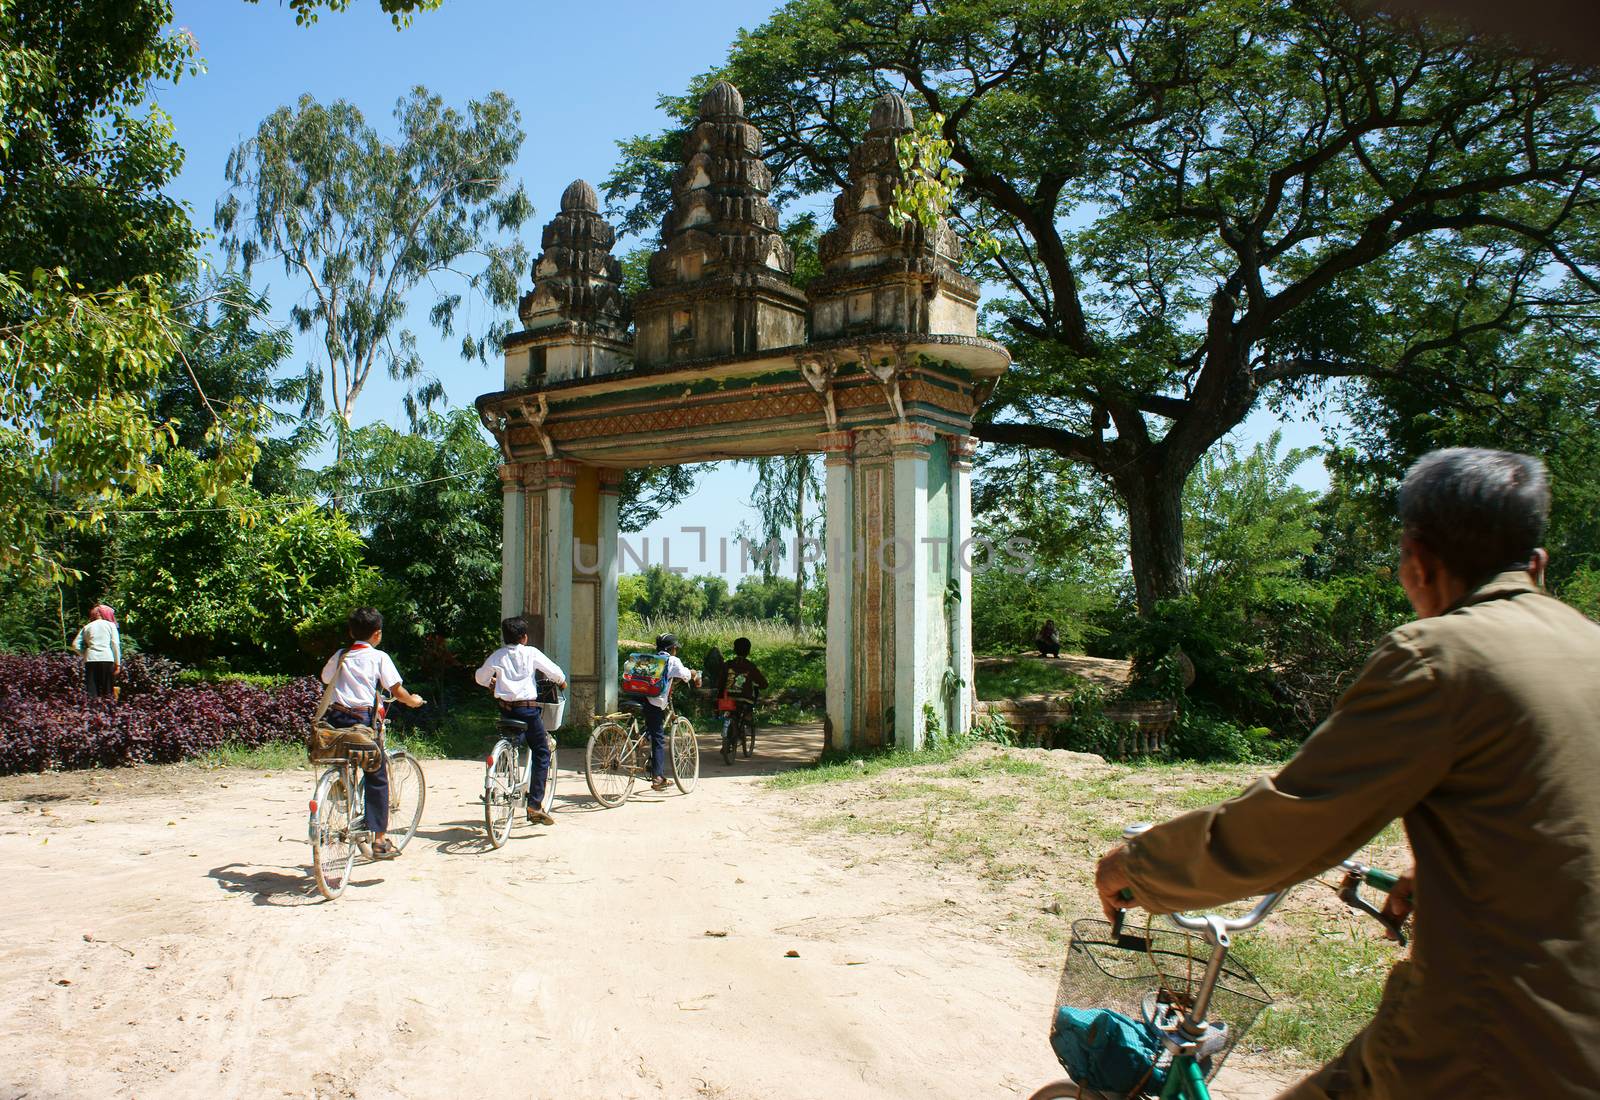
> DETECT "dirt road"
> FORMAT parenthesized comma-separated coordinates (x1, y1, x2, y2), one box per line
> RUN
(1, 727, 1295, 1099)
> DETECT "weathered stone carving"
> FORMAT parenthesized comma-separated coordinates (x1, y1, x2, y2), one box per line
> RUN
(809, 92, 980, 341)
(507, 179, 631, 386)
(633, 81, 808, 368)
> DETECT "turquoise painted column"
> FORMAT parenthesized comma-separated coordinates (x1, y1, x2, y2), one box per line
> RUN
(499, 463, 526, 621)
(890, 423, 935, 750)
(947, 434, 977, 736)
(543, 459, 577, 678)
(820, 430, 856, 752)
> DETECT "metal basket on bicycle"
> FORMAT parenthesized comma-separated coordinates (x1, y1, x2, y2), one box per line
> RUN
(1052, 917, 1271, 1094)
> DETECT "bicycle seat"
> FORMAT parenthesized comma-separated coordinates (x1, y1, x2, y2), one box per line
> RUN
(497, 718, 528, 734)
(619, 700, 643, 714)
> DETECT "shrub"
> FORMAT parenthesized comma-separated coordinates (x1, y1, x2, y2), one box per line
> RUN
(0, 654, 319, 774)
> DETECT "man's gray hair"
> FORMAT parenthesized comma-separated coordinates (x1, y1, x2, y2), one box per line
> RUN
(1398, 448, 1550, 583)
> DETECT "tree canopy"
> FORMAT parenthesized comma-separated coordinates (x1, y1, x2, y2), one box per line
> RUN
(216, 87, 532, 443)
(608, 0, 1600, 612)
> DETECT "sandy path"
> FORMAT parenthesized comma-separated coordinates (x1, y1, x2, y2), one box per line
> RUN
(0, 727, 1295, 1100)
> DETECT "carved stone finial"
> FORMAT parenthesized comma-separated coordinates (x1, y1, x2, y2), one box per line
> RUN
(632, 77, 807, 368)
(868, 91, 914, 135)
(560, 178, 599, 214)
(699, 80, 746, 121)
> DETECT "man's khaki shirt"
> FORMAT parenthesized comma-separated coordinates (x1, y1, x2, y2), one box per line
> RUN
(1125, 573, 1600, 1098)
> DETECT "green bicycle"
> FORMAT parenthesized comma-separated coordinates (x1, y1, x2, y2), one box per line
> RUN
(1028, 825, 1404, 1100)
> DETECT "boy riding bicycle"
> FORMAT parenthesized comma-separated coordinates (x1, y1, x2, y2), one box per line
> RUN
(475, 616, 566, 826)
(716, 636, 767, 763)
(318, 607, 427, 859)
(634, 633, 699, 791)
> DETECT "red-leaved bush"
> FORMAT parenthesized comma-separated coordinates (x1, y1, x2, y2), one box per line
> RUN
(0, 654, 318, 774)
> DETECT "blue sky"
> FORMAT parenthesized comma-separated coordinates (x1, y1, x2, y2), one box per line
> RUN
(156, 0, 1327, 581)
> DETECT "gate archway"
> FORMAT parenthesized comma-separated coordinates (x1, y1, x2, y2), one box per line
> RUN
(477, 83, 1009, 752)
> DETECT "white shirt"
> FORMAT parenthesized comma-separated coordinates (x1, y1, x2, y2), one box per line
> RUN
(72, 620, 120, 664)
(646, 652, 695, 709)
(319, 643, 403, 711)
(475, 643, 564, 702)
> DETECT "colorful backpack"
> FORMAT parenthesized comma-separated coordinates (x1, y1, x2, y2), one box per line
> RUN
(620, 652, 670, 697)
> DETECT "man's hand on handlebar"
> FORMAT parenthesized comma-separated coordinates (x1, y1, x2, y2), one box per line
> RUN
(1095, 844, 1135, 921)
(1379, 865, 1416, 942)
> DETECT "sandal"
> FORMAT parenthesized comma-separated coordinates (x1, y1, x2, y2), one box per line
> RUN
(371, 838, 402, 860)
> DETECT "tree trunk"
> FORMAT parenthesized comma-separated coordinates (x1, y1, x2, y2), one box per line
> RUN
(1118, 466, 1188, 616)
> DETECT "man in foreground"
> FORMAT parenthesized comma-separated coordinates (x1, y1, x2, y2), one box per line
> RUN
(1095, 448, 1600, 1098)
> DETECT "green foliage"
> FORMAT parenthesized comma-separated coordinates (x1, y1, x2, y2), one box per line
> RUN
(243, 0, 443, 28)
(609, 0, 1600, 608)
(1184, 433, 1320, 604)
(618, 566, 732, 623)
(216, 86, 532, 436)
(108, 452, 369, 670)
(1559, 566, 1600, 623)
(338, 409, 501, 653)
(617, 464, 702, 533)
(0, 0, 201, 298)
(0, 271, 264, 581)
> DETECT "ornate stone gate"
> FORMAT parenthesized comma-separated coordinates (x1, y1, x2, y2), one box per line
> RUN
(476, 83, 1009, 752)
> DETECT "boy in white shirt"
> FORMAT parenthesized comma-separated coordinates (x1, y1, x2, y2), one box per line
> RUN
(319, 607, 427, 859)
(640, 633, 699, 791)
(475, 617, 566, 825)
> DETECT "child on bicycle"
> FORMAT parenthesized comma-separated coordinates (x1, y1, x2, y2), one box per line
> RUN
(319, 607, 427, 859)
(475, 616, 566, 825)
(641, 632, 699, 791)
(717, 636, 767, 762)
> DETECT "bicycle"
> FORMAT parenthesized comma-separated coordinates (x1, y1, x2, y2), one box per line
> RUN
(482, 689, 565, 849)
(1027, 825, 1405, 1100)
(584, 698, 699, 808)
(306, 695, 427, 901)
(719, 697, 757, 764)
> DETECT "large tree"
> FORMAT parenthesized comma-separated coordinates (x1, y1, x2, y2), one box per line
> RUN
(608, 0, 1600, 612)
(216, 87, 532, 450)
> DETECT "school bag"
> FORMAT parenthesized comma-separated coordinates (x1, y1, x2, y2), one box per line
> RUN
(620, 652, 670, 696)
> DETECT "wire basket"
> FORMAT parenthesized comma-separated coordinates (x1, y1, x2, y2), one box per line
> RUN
(1053, 918, 1271, 1090)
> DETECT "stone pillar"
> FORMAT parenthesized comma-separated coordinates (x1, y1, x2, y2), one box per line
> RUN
(597, 469, 624, 716)
(543, 459, 579, 679)
(820, 430, 856, 752)
(947, 434, 978, 737)
(499, 463, 526, 621)
(890, 424, 936, 749)
(851, 429, 895, 749)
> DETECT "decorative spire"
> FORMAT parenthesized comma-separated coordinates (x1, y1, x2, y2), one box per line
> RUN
(646, 80, 791, 288)
(819, 91, 961, 268)
(518, 179, 628, 338)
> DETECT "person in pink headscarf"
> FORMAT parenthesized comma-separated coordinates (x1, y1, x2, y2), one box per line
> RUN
(72, 604, 121, 701)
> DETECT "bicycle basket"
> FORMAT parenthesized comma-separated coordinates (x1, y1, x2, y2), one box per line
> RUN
(1052, 918, 1271, 1090)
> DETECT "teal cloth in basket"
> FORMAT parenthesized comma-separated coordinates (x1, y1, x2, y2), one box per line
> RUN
(1050, 1006, 1167, 1095)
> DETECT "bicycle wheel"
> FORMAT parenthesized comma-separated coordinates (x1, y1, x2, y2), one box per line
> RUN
(741, 713, 755, 758)
(670, 716, 700, 793)
(483, 739, 517, 849)
(385, 751, 426, 851)
(720, 718, 734, 766)
(585, 721, 635, 808)
(310, 769, 357, 901)
(541, 736, 558, 813)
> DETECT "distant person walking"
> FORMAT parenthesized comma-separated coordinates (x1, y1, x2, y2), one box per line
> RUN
(1036, 619, 1061, 659)
(72, 604, 121, 701)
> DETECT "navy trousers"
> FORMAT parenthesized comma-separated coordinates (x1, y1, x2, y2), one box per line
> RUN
(501, 704, 551, 809)
(643, 702, 667, 780)
(326, 708, 388, 833)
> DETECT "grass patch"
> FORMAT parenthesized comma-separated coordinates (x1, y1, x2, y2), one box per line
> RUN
(194, 739, 312, 771)
(780, 745, 1412, 1067)
(175, 669, 299, 690)
(974, 657, 1091, 699)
